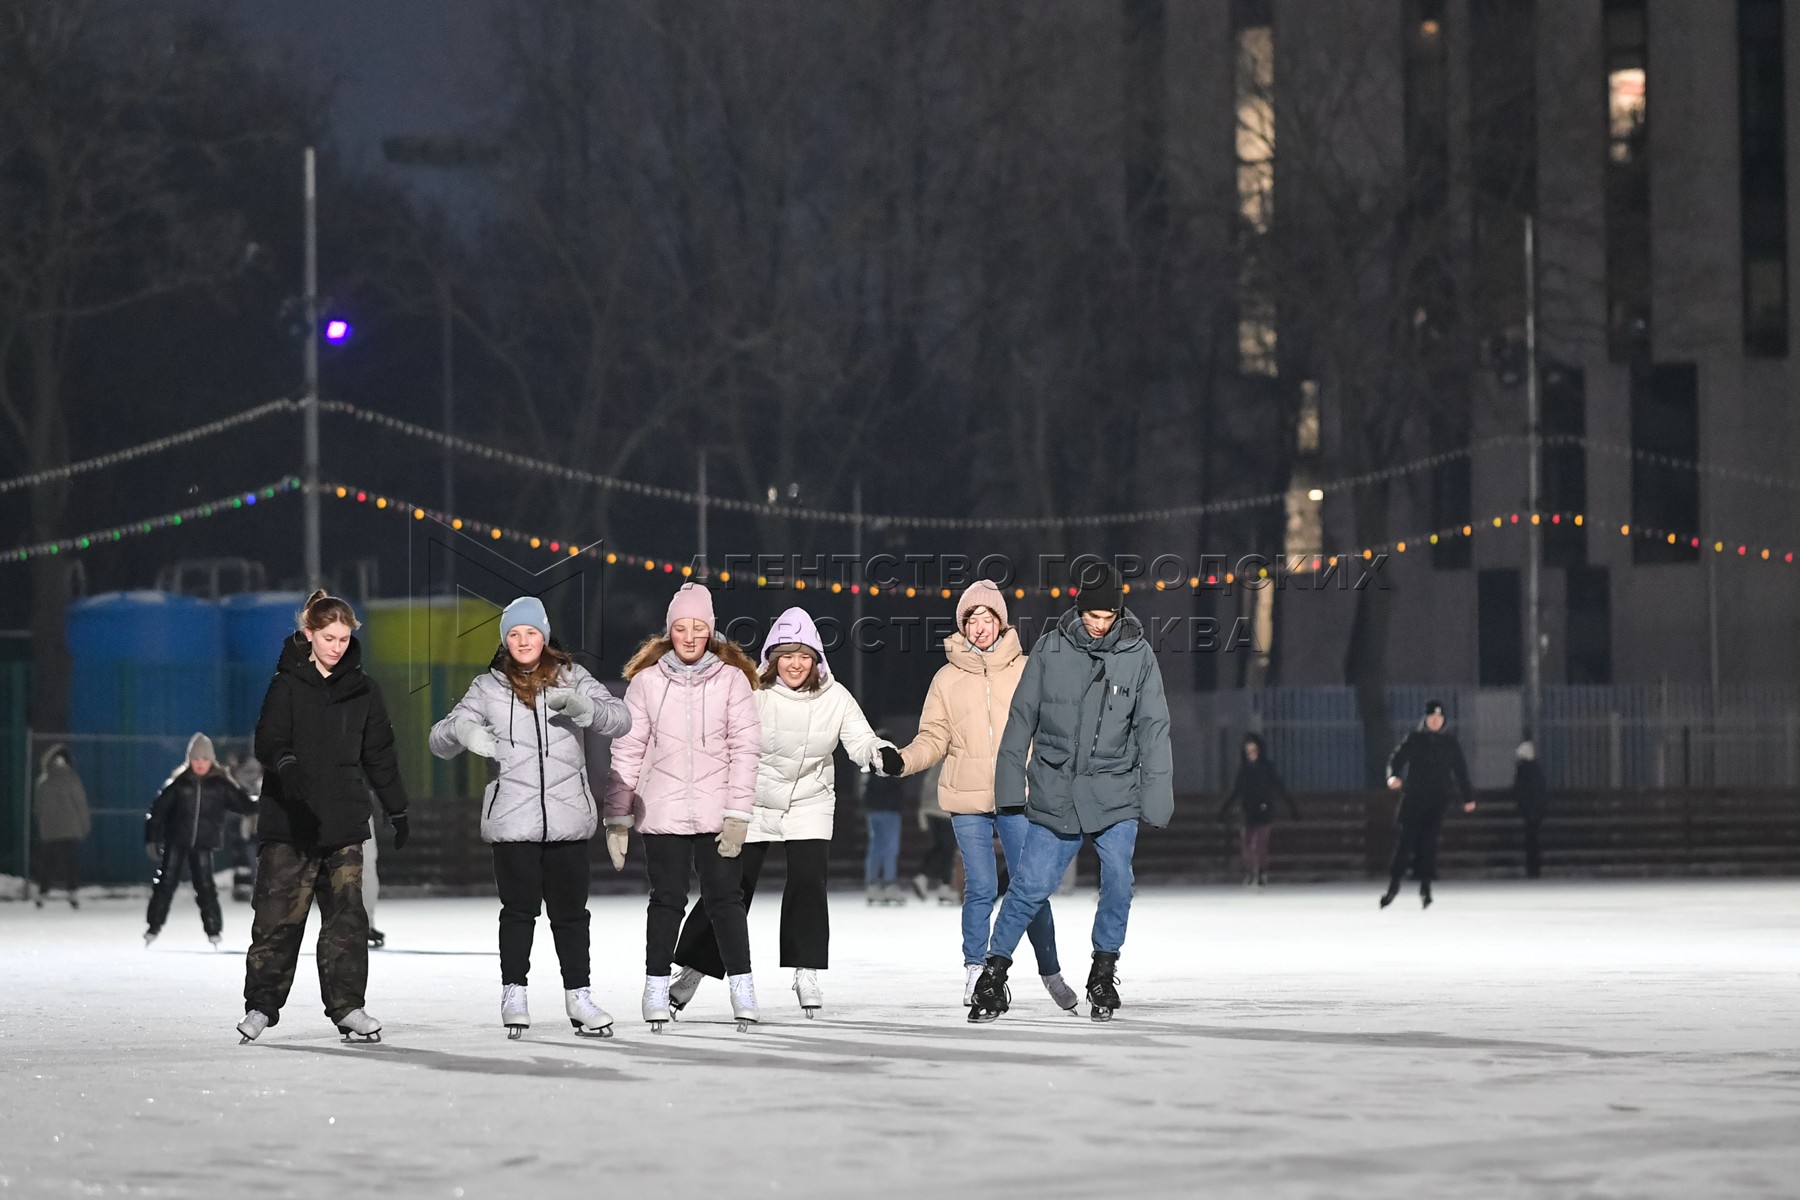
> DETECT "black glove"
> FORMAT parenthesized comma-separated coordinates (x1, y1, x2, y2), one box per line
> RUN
(878, 746, 904, 777)
(145, 842, 162, 864)
(390, 813, 410, 851)
(277, 760, 305, 805)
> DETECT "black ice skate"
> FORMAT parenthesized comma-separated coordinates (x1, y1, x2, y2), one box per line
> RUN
(1379, 880, 1400, 908)
(967, 956, 1011, 1024)
(1086, 951, 1122, 1022)
(367, 928, 387, 950)
(1420, 882, 1433, 909)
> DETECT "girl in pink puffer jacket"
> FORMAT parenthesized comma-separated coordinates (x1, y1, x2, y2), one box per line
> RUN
(604, 582, 763, 1030)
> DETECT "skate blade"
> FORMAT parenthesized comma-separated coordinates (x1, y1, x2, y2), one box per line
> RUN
(1090, 1008, 1115, 1022)
(570, 1021, 614, 1039)
(339, 1030, 381, 1043)
(649, 1021, 667, 1033)
(735, 1019, 756, 1033)
(505, 1025, 526, 1040)
(801, 1007, 819, 1019)
(967, 1010, 1000, 1024)
(238, 1034, 255, 1045)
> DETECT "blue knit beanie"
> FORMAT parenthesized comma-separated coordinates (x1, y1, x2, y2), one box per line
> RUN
(501, 596, 551, 642)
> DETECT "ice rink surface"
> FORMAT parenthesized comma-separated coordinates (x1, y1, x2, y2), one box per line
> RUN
(2, 878, 1797, 1199)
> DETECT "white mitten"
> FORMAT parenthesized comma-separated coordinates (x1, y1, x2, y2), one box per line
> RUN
(544, 687, 597, 728)
(458, 718, 500, 758)
(605, 823, 631, 871)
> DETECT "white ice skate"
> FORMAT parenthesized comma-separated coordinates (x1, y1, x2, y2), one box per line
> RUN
(728, 973, 758, 1032)
(236, 1010, 271, 1044)
(143, 930, 157, 947)
(668, 966, 704, 1016)
(792, 968, 823, 1017)
(501, 984, 529, 1040)
(963, 964, 983, 1006)
(208, 934, 222, 950)
(564, 988, 614, 1039)
(335, 1009, 383, 1043)
(1041, 972, 1081, 1013)
(643, 975, 673, 1033)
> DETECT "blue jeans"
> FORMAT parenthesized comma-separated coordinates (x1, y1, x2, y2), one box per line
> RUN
(989, 817, 1138, 961)
(951, 811, 1060, 975)
(864, 812, 901, 885)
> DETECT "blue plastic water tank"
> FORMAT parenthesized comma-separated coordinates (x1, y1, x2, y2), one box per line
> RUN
(221, 591, 306, 734)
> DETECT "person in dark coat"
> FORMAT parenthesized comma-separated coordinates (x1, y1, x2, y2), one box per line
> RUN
(1217, 733, 1301, 888)
(1511, 741, 1547, 878)
(1381, 698, 1473, 909)
(144, 733, 256, 945)
(33, 744, 91, 908)
(237, 590, 409, 1044)
(863, 731, 910, 904)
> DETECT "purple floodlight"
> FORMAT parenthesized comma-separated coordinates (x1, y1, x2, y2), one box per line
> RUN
(324, 319, 352, 343)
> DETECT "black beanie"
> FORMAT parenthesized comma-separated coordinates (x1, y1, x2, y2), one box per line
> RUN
(1075, 561, 1122, 612)
(1423, 698, 1444, 717)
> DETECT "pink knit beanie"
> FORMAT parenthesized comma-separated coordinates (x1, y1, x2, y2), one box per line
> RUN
(956, 580, 1008, 628)
(665, 582, 715, 634)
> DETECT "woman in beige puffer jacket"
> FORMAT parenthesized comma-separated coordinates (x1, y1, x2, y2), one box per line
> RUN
(878, 581, 1077, 1012)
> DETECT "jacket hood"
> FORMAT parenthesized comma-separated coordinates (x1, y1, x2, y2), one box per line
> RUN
(761, 607, 831, 682)
(1241, 732, 1271, 763)
(944, 627, 1024, 675)
(278, 630, 364, 684)
(1056, 606, 1145, 652)
(39, 743, 70, 775)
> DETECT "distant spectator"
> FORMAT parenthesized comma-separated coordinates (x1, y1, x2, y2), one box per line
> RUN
(1218, 733, 1301, 889)
(1512, 741, 1547, 879)
(33, 744, 91, 909)
(910, 763, 958, 904)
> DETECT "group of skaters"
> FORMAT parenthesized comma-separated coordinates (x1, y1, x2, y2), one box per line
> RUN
(213, 564, 1173, 1044)
(100, 563, 1523, 1045)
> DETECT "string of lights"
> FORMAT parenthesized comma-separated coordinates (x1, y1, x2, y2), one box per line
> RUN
(4, 478, 302, 563)
(0, 400, 295, 494)
(325, 482, 1800, 600)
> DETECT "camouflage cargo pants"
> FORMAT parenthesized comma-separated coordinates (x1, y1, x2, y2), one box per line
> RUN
(243, 841, 368, 1026)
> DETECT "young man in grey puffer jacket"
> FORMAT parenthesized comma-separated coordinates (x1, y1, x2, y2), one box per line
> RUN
(969, 563, 1173, 1024)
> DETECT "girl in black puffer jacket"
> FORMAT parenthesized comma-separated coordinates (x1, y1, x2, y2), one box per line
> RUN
(238, 591, 408, 1045)
(1217, 734, 1300, 889)
(143, 732, 255, 945)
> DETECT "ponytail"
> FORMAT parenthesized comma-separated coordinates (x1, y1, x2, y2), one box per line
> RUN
(297, 588, 360, 633)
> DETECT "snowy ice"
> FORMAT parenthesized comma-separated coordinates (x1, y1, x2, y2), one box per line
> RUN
(2, 879, 1798, 1198)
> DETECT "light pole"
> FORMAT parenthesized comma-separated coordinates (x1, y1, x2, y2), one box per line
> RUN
(1524, 214, 1542, 742)
(302, 147, 322, 590)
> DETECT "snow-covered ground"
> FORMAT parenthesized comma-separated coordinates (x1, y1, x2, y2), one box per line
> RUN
(2, 879, 1797, 1199)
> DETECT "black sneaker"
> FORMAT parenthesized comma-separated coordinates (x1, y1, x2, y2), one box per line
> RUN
(1087, 951, 1121, 1021)
(967, 956, 1012, 1024)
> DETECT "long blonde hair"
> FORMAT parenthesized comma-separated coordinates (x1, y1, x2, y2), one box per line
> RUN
(623, 633, 760, 690)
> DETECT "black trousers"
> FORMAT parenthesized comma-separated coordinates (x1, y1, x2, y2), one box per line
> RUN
(675, 838, 830, 976)
(914, 817, 958, 886)
(146, 843, 222, 936)
(643, 832, 750, 977)
(35, 839, 79, 898)
(1523, 819, 1543, 878)
(1388, 817, 1444, 886)
(492, 840, 591, 989)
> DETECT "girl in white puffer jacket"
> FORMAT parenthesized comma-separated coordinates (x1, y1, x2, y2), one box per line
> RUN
(605, 583, 763, 1029)
(669, 607, 891, 1017)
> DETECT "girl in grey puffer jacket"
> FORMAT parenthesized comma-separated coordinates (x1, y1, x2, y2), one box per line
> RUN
(429, 597, 630, 1040)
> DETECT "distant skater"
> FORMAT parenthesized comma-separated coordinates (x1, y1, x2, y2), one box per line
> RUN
(1381, 698, 1474, 910)
(1511, 741, 1547, 878)
(1217, 733, 1300, 888)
